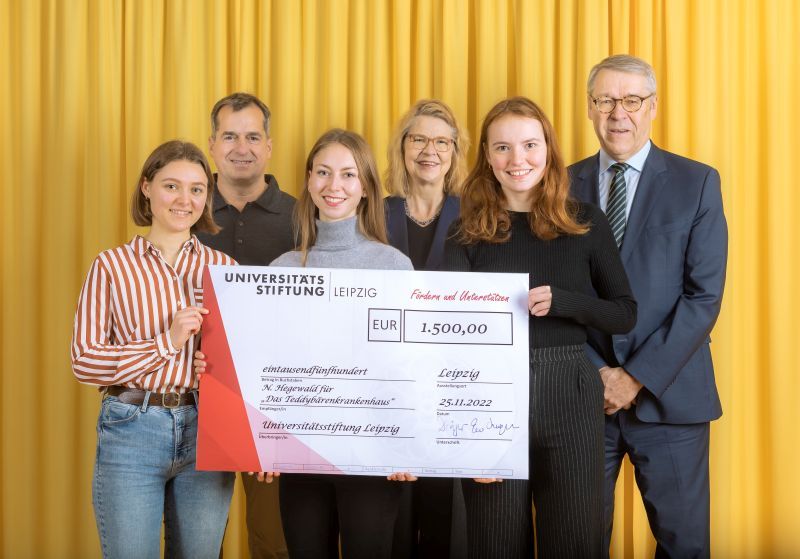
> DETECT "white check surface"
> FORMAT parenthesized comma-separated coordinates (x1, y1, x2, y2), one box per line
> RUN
(208, 265, 530, 479)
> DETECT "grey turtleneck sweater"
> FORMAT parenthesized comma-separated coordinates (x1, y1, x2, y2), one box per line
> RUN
(271, 217, 413, 270)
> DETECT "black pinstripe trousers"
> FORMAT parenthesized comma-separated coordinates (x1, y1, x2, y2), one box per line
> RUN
(462, 345, 605, 559)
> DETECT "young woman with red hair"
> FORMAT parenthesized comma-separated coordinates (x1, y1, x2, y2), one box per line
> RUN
(444, 97, 636, 558)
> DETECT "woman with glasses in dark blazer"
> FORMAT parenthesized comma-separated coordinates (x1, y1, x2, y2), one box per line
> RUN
(384, 99, 470, 559)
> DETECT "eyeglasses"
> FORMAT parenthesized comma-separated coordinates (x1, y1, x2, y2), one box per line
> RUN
(405, 134, 454, 153)
(591, 94, 654, 114)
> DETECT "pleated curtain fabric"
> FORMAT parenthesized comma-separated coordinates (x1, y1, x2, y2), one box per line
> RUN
(3, 1, 800, 557)
(607, 163, 629, 248)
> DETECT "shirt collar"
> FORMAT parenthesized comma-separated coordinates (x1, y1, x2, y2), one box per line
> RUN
(186, 234, 202, 254)
(130, 234, 201, 256)
(212, 174, 284, 213)
(130, 235, 149, 255)
(599, 140, 652, 174)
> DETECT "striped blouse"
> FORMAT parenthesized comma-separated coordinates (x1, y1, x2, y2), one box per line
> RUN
(71, 235, 235, 393)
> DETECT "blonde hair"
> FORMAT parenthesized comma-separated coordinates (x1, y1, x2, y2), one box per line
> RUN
(385, 99, 469, 197)
(458, 97, 587, 244)
(295, 129, 388, 265)
(130, 140, 219, 234)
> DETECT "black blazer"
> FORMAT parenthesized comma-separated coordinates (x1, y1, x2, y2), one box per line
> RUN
(569, 144, 728, 424)
(385, 195, 460, 271)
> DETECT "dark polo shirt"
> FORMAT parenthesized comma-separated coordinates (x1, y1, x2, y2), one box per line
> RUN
(196, 174, 296, 266)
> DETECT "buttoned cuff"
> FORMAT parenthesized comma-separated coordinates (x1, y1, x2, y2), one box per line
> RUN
(156, 332, 179, 358)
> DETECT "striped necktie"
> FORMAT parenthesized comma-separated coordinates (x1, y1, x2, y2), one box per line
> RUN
(607, 162, 629, 248)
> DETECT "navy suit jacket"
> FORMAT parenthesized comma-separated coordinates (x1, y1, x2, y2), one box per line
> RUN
(385, 195, 460, 271)
(569, 144, 727, 424)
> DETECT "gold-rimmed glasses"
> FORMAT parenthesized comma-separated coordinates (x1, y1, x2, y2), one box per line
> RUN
(405, 134, 454, 153)
(591, 94, 654, 114)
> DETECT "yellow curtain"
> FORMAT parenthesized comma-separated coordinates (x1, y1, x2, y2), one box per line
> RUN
(1, 1, 798, 557)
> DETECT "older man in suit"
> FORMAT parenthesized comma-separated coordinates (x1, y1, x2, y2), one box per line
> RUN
(569, 55, 728, 558)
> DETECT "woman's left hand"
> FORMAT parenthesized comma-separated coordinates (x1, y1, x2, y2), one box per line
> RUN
(528, 285, 552, 316)
(387, 472, 418, 482)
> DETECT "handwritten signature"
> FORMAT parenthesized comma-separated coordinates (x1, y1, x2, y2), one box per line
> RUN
(439, 417, 520, 437)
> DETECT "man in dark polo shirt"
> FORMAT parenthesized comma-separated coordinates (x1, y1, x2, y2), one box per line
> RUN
(197, 92, 295, 265)
(196, 92, 295, 559)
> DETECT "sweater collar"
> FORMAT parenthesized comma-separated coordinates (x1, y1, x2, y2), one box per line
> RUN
(315, 216, 360, 249)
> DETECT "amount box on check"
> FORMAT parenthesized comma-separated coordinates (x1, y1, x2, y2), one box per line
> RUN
(403, 310, 514, 345)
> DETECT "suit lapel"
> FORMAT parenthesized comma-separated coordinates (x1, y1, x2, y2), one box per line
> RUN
(572, 155, 601, 206)
(387, 197, 409, 256)
(620, 144, 668, 263)
(424, 195, 459, 270)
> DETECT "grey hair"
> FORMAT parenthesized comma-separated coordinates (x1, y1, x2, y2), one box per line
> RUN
(210, 92, 271, 137)
(587, 55, 657, 96)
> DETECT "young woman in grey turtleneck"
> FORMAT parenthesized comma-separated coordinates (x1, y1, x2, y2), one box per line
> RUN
(270, 129, 414, 559)
(271, 215, 411, 270)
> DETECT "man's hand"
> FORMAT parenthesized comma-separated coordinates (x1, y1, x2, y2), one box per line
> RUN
(194, 350, 208, 378)
(387, 472, 418, 482)
(599, 366, 643, 415)
(248, 471, 280, 483)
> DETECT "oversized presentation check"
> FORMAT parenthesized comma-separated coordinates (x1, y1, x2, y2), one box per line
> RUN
(197, 265, 530, 479)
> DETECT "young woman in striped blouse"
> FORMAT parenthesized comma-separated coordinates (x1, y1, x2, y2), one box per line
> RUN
(71, 140, 235, 559)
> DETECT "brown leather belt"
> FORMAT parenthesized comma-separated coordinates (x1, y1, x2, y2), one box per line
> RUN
(104, 386, 197, 408)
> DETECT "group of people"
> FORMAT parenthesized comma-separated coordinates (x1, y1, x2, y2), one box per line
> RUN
(71, 54, 728, 559)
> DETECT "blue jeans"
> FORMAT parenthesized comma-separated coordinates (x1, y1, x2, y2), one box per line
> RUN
(92, 394, 234, 559)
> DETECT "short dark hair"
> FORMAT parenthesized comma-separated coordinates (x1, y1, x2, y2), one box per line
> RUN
(210, 92, 271, 137)
(130, 140, 219, 234)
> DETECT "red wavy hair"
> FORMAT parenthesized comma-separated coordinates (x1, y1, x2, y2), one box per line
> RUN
(458, 96, 587, 244)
